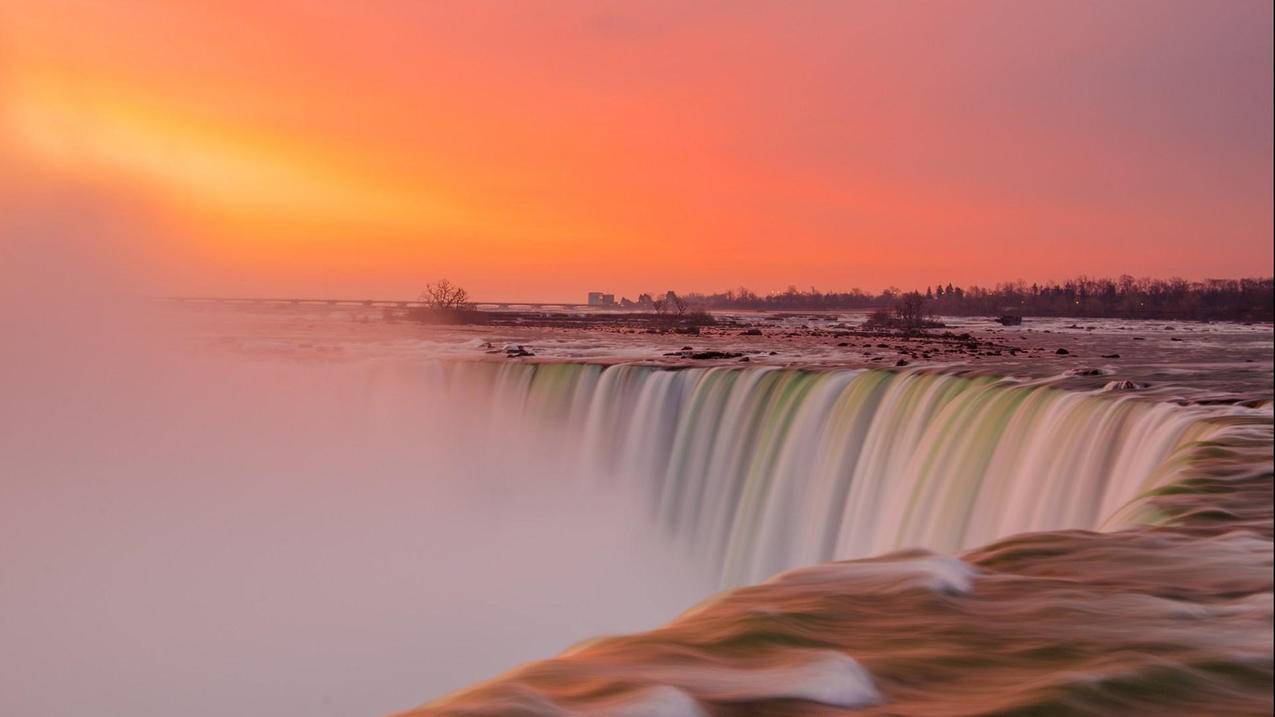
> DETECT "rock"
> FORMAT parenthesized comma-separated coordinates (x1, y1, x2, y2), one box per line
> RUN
(740, 328, 763, 336)
(1055, 348, 1070, 355)
(997, 315, 1023, 326)
(690, 351, 744, 360)
(504, 345, 535, 357)
(895, 359, 909, 367)
(1101, 353, 1120, 359)
(1102, 380, 1147, 391)
(738, 356, 751, 362)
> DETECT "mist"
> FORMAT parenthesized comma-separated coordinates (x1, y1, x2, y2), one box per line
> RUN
(0, 227, 709, 716)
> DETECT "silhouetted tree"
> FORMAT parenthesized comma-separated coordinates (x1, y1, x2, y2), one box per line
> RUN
(678, 276, 1272, 321)
(895, 292, 928, 328)
(419, 279, 470, 310)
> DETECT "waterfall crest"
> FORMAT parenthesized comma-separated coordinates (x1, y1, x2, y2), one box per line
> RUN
(430, 361, 1223, 585)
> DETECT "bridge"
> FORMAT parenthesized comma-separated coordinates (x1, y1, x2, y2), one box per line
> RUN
(157, 296, 596, 311)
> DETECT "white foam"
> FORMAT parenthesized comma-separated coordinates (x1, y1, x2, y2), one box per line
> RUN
(596, 686, 707, 717)
(635, 649, 881, 708)
(765, 553, 978, 595)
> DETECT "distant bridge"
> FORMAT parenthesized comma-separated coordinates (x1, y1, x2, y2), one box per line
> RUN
(158, 296, 596, 310)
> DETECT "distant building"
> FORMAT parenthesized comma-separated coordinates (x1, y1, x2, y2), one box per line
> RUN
(587, 292, 616, 307)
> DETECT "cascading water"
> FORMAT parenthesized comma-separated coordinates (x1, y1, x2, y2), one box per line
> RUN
(419, 361, 1224, 586)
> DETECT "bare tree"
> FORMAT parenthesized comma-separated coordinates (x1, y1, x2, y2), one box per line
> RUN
(894, 291, 927, 329)
(419, 279, 470, 311)
(652, 291, 688, 316)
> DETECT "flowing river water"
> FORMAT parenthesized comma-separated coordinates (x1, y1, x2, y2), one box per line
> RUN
(2, 307, 1270, 716)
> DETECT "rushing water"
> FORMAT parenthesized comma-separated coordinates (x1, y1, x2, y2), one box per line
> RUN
(428, 361, 1229, 585)
(400, 360, 1273, 717)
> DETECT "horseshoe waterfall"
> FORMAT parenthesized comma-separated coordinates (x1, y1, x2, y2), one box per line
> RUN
(412, 362, 1225, 585)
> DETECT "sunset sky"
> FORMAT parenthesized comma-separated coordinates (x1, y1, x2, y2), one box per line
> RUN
(2, 1, 1271, 301)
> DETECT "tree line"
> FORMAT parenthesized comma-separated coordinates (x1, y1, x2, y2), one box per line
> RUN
(665, 276, 1272, 321)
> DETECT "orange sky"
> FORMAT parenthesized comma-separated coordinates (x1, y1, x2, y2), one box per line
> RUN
(2, 1, 1271, 301)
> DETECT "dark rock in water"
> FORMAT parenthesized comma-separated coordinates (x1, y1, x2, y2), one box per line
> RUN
(837, 342, 849, 347)
(1055, 348, 1070, 355)
(690, 351, 744, 360)
(740, 328, 763, 336)
(1103, 379, 1147, 391)
(1132, 337, 1146, 341)
(997, 315, 1023, 326)
(504, 345, 535, 357)
(674, 326, 701, 335)
(1101, 353, 1121, 359)
(738, 356, 750, 362)
(681, 346, 693, 351)
(768, 351, 779, 355)
(896, 359, 909, 367)
(1170, 337, 1183, 342)
(1076, 368, 1105, 376)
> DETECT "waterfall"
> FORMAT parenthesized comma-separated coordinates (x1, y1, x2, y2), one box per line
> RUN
(422, 361, 1224, 586)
